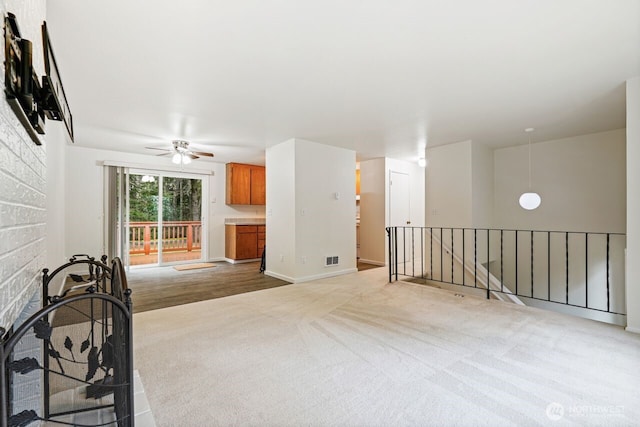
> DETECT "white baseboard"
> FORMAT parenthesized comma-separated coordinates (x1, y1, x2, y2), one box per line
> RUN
(264, 270, 295, 282)
(625, 326, 640, 334)
(223, 257, 261, 264)
(358, 259, 385, 266)
(265, 268, 358, 284)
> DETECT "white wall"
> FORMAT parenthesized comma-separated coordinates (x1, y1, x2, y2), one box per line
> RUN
(45, 112, 68, 288)
(64, 145, 265, 263)
(471, 142, 494, 228)
(295, 140, 357, 278)
(626, 77, 640, 333)
(265, 139, 356, 282)
(265, 139, 296, 279)
(494, 129, 626, 233)
(425, 141, 473, 227)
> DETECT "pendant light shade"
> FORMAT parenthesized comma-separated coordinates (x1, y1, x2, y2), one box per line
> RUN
(519, 192, 541, 210)
(519, 128, 541, 210)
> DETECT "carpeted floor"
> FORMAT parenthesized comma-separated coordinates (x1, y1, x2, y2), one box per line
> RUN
(133, 268, 640, 426)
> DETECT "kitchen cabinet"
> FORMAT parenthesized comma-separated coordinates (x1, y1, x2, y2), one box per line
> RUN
(225, 224, 266, 260)
(257, 225, 266, 255)
(226, 163, 265, 205)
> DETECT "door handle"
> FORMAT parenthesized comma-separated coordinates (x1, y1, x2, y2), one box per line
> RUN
(406, 221, 411, 225)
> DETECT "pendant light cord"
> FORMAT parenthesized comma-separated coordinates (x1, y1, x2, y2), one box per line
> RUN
(528, 133, 532, 189)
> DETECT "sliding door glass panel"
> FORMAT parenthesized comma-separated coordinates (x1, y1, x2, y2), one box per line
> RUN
(128, 174, 160, 266)
(161, 177, 203, 263)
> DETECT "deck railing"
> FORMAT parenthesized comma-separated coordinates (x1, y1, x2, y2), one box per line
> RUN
(387, 227, 627, 319)
(129, 221, 202, 255)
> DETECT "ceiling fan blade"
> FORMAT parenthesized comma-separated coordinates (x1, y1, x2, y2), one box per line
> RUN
(156, 152, 171, 157)
(146, 147, 172, 152)
(192, 151, 214, 157)
(187, 154, 199, 160)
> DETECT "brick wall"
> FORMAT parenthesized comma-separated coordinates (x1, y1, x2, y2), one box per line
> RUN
(1, 0, 47, 420)
(0, 0, 47, 332)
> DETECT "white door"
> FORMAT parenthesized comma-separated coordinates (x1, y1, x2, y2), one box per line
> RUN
(389, 171, 410, 226)
(389, 171, 412, 267)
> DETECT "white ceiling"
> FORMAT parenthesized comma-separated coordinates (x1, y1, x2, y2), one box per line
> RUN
(46, 0, 640, 165)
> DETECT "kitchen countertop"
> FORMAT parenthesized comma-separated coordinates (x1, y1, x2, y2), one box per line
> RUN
(225, 218, 266, 225)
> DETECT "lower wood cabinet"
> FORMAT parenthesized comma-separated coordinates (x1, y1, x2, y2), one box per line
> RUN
(225, 224, 266, 260)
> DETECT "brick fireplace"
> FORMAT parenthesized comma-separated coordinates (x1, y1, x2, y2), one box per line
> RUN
(0, 0, 48, 418)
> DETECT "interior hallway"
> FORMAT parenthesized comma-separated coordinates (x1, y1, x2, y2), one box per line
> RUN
(133, 267, 640, 426)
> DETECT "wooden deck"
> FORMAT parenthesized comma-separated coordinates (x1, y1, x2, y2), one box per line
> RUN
(129, 250, 202, 266)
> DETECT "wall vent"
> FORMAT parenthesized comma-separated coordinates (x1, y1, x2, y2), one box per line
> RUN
(325, 256, 339, 266)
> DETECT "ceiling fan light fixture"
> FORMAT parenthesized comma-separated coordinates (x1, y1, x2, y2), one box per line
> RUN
(182, 155, 192, 165)
(172, 153, 182, 164)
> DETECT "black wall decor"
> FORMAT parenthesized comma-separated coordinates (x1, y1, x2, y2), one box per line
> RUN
(4, 12, 45, 145)
(3, 13, 74, 145)
(41, 21, 73, 142)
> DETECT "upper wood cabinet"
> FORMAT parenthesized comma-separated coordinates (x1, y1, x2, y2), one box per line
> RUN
(226, 163, 266, 205)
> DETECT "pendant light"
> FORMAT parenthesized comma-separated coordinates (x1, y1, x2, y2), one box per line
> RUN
(519, 128, 541, 210)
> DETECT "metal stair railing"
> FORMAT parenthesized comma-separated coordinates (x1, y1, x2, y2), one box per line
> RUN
(387, 227, 626, 318)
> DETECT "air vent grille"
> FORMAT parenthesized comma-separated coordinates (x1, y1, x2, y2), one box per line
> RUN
(325, 256, 339, 266)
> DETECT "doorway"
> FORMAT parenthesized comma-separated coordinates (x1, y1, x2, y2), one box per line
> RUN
(389, 171, 411, 266)
(389, 171, 410, 226)
(127, 171, 205, 267)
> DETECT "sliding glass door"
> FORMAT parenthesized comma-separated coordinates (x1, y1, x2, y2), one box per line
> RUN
(127, 171, 205, 267)
(161, 176, 203, 264)
(128, 174, 160, 266)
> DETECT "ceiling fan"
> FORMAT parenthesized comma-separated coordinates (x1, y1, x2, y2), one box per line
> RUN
(146, 140, 214, 165)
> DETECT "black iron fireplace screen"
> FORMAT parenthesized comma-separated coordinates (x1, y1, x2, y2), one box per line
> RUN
(1, 255, 134, 427)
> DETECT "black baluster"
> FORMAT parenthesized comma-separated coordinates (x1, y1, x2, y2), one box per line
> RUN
(411, 227, 415, 278)
(606, 234, 610, 313)
(487, 229, 490, 300)
(515, 231, 518, 295)
(403, 227, 407, 276)
(420, 228, 424, 279)
(585, 233, 589, 309)
(566, 232, 569, 304)
(430, 228, 433, 280)
(462, 229, 466, 287)
(451, 228, 454, 284)
(531, 231, 534, 298)
(500, 230, 504, 292)
(395, 227, 398, 281)
(474, 229, 477, 288)
(548, 232, 551, 302)
(440, 227, 443, 282)
(387, 227, 392, 283)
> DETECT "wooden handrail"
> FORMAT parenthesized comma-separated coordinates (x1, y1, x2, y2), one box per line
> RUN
(129, 221, 202, 255)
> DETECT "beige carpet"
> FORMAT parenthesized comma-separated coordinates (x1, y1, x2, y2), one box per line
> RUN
(133, 268, 640, 426)
(173, 263, 216, 271)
